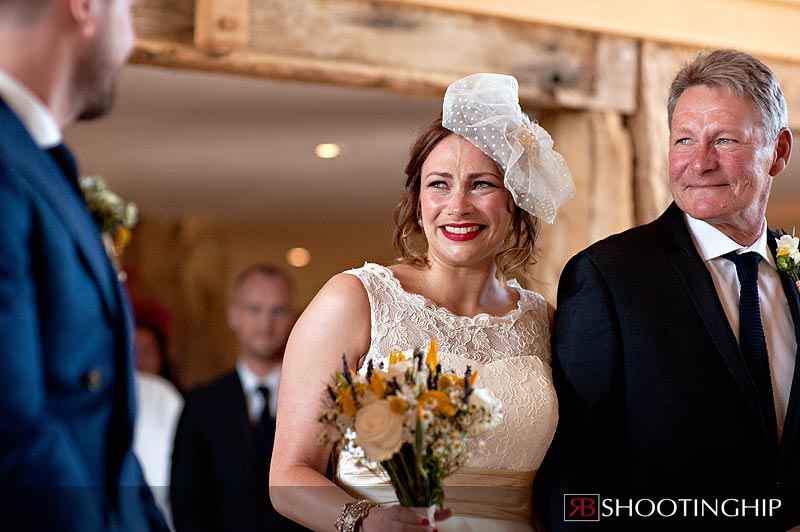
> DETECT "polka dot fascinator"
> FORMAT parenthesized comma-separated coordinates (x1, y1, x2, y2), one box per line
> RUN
(442, 73, 575, 223)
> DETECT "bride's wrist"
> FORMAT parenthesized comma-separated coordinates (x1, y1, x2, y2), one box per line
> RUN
(334, 499, 377, 532)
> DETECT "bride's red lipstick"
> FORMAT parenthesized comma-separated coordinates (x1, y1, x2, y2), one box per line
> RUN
(440, 223, 484, 241)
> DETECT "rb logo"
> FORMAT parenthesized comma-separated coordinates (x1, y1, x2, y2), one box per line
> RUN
(564, 494, 600, 522)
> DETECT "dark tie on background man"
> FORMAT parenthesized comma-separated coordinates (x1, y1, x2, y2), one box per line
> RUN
(724, 251, 778, 439)
(256, 385, 276, 460)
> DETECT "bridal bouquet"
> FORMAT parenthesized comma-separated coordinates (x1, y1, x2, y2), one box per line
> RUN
(319, 340, 503, 509)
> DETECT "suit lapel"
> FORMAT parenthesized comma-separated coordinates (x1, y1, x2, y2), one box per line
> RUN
(0, 102, 120, 324)
(117, 282, 137, 423)
(660, 204, 769, 436)
(768, 232, 800, 457)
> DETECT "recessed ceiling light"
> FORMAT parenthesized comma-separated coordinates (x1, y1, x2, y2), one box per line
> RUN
(314, 143, 341, 159)
(286, 247, 311, 268)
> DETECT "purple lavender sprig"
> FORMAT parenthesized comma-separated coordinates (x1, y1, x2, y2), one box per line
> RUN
(463, 365, 474, 402)
(341, 354, 354, 388)
(366, 359, 374, 381)
(387, 377, 401, 394)
(326, 385, 337, 403)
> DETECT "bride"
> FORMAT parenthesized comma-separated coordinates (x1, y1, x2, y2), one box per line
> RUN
(270, 73, 574, 531)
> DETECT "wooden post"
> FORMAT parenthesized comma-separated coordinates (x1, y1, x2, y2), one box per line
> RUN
(628, 42, 694, 224)
(530, 110, 634, 300)
(194, 0, 251, 56)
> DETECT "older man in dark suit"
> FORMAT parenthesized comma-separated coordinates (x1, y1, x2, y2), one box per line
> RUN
(537, 49, 800, 532)
(171, 265, 309, 531)
(0, 0, 168, 530)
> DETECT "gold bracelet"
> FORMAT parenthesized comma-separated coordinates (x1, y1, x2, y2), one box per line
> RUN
(334, 499, 377, 532)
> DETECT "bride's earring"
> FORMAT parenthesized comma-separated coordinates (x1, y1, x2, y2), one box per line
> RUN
(417, 215, 423, 226)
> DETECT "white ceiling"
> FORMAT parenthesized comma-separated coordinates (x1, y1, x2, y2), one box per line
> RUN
(64, 64, 442, 229)
(64, 64, 799, 232)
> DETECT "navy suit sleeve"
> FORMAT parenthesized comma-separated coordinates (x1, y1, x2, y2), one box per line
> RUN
(536, 252, 626, 531)
(0, 168, 105, 530)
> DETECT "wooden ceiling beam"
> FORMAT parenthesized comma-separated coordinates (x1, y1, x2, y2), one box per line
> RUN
(131, 0, 637, 113)
(380, 0, 800, 64)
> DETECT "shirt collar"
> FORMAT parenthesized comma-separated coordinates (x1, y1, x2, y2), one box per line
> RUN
(684, 212, 775, 269)
(236, 359, 281, 394)
(0, 69, 61, 148)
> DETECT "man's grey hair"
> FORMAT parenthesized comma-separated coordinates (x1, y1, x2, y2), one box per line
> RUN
(667, 49, 788, 142)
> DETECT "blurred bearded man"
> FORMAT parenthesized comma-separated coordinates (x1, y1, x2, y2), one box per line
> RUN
(0, 0, 169, 530)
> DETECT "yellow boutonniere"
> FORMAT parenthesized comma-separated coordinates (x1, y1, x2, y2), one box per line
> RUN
(79, 176, 137, 279)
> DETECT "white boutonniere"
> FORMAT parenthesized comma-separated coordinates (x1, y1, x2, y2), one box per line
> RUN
(79, 176, 137, 279)
(775, 227, 800, 292)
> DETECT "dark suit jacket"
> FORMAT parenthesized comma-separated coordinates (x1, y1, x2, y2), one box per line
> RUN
(536, 203, 800, 531)
(170, 371, 308, 532)
(0, 100, 168, 531)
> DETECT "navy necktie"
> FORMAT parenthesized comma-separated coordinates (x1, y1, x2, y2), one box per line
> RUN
(723, 251, 777, 438)
(46, 143, 81, 197)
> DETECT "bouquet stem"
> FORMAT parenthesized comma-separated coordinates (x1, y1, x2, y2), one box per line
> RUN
(381, 443, 444, 508)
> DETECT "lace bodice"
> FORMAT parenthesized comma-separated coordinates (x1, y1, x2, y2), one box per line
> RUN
(344, 263, 558, 472)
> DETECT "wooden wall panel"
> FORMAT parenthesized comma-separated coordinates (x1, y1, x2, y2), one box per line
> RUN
(629, 43, 692, 224)
(123, 216, 397, 390)
(124, 218, 233, 390)
(133, 0, 195, 44)
(529, 110, 634, 300)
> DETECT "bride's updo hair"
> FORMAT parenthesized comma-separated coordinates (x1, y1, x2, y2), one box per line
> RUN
(392, 114, 540, 282)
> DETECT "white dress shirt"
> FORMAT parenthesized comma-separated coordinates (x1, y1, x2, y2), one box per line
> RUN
(236, 361, 281, 423)
(0, 69, 60, 148)
(133, 371, 184, 528)
(685, 213, 796, 438)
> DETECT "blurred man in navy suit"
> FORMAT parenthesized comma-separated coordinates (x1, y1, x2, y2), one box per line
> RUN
(0, 0, 168, 530)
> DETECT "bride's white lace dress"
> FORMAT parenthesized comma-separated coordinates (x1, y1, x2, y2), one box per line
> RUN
(337, 263, 558, 531)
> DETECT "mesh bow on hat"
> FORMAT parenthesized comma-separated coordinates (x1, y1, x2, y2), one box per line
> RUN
(442, 73, 575, 223)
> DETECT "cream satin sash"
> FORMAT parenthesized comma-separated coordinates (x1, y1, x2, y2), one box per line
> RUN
(337, 455, 536, 524)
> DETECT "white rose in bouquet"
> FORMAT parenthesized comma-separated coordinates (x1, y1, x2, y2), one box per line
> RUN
(467, 388, 503, 435)
(354, 400, 407, 462)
